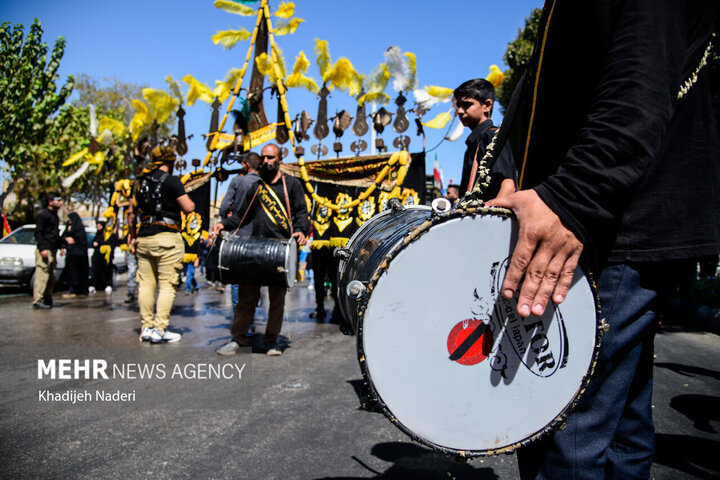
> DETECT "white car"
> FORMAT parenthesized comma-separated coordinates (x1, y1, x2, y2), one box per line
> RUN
(0, 224, 125, 289)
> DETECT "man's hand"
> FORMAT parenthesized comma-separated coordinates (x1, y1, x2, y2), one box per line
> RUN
(40, 249, 50, 259)
(291, 231, 306, 246)
(129, 238, 137, 255)
(65, 237, 75, 245)
(486, 189, 583, 318)
(213, 223, 225, 236)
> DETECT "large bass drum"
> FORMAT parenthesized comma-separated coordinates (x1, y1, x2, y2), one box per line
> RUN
(336, 200, 601, 457)
(218, 233, 297, 288)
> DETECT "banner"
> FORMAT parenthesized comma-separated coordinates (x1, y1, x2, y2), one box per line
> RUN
(282, 152, 426, 250)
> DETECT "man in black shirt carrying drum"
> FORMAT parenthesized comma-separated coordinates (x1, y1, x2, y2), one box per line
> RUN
(128, 145, 194, 344)
(214, 143, 309, 356)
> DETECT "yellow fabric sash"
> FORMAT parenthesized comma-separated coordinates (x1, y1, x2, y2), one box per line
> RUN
(258, 180, 290, 234)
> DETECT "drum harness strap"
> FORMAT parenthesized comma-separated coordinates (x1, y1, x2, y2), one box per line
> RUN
(232, 175, 295, 238)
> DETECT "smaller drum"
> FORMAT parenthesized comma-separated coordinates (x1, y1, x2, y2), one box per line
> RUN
(218, 233, 297, 288)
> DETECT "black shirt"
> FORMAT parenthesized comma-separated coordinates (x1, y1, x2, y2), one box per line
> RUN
(35, 208, 61, 251)
(459, 119, 516, 199)
(223, 174, 309, 239)
(514, 0, 720, 263)
(136, 170, 187, 237)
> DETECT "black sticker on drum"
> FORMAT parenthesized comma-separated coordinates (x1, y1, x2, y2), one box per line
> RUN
(447, 319, 494, 366)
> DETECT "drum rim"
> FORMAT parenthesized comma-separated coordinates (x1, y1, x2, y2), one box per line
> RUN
(353, 206, 604, 458)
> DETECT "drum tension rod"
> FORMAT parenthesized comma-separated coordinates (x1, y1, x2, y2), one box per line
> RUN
(334, 248, 351, 261)
(346, 280, 367, 300)
(388, 197, 406, 213)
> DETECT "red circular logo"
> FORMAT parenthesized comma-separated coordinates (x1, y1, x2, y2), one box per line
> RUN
(447, 319, 494, 366)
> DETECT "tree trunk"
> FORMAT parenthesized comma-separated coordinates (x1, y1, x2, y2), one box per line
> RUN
(0, 177, 19, 215)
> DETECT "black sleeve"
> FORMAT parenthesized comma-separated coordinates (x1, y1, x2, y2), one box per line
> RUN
(222, 181, 259, 231)
(166, 176, 187, 199)
(534, 0, 696, 245)
(490, 143, 516, 183)
(219, 177, 238, 218)
(289, 178, 310, 236)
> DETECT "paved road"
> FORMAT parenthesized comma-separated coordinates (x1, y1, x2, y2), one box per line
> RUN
(0, 275, 718, 479)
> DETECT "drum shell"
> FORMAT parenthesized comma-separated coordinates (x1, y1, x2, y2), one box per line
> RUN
(338, 207, 601, 457)
(337, 206, 431, 333)
(219, 234, 297, 288)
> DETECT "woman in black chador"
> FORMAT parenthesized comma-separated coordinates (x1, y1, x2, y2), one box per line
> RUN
(61, 212, 89, 296)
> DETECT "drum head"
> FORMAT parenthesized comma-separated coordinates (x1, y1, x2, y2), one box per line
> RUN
(360, 213, 598, 455)
(285, 239, 298, 288)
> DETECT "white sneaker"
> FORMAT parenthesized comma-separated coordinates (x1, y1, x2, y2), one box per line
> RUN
(88, 286, 96, 295)
(139, 327, 154, 342)
(105, 286, 113, 294)
(149, 328, 182, 344)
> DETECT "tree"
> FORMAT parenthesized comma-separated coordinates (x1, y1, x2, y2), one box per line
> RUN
(496, 8, 541, 112)
(0, 19, 74, 217)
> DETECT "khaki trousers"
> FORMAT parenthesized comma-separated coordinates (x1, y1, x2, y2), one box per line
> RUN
(232, 285, 286, 344)
(33, 249, 56, 305)
(136, 232, 184, 331)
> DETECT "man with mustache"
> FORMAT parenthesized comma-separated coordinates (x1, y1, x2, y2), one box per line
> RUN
(214, 143, 309, 356)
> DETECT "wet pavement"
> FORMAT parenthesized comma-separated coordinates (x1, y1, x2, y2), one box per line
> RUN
(0, 274, 718, 479)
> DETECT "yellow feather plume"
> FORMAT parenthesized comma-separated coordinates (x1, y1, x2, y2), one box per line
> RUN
(273, 18, 304, 36)
(213, 0, 255, 16)
(131, 99, 153, 124)
(212, 28, 251, 49)
(182, 75, 215, 106)
(63, 148, 89, 167)
(97, 117, 126, 141)
(422, 110, 452, 129)
(86, 151, 106, 172)
(359, 64, 390, 105)
(255, 49, 286, 85)
(165, 75, 184, 103)
(404, 52, 417, 91)
(486, 64, 505, 88)
(323, 58, 363, 96)
(142, 88, 179, 124)
(358, 91, 390, 106)
(213, 68, 243, 102)
(274, 2, 294, 18)
(424, 85, 454, 100)
(130, 99, 153, 141)
(314, 39, 331, 79)
(285, 51, 319, 93)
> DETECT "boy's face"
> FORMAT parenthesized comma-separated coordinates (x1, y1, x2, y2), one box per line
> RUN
(454, 96, 492, 129)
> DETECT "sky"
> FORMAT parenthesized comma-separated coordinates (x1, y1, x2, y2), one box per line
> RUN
(1, 0, 543, 198)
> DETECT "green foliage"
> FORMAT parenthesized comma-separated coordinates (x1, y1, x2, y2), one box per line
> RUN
(0, 19, 74, 220)
(495, 8, 542, 111)
(73, 74, 144, 119)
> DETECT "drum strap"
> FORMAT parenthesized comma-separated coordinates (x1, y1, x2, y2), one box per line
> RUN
(466, 127, 499, 194)
(234, 185, 262, 234)
(281, 175, 294, 235)
(467, 143, 482, 194)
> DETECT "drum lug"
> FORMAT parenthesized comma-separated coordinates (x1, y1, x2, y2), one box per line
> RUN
(334, 247, 351, 261)
(431, 197, 452, 215)
(346, 280, 367, 300)
(600, 318, 611, 333)
(388, 197, 406, 213)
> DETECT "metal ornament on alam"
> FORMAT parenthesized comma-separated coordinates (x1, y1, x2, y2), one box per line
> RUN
(312, 85, 330, 158)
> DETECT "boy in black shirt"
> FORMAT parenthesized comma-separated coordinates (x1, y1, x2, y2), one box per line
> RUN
(454, 78, 516, 200)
